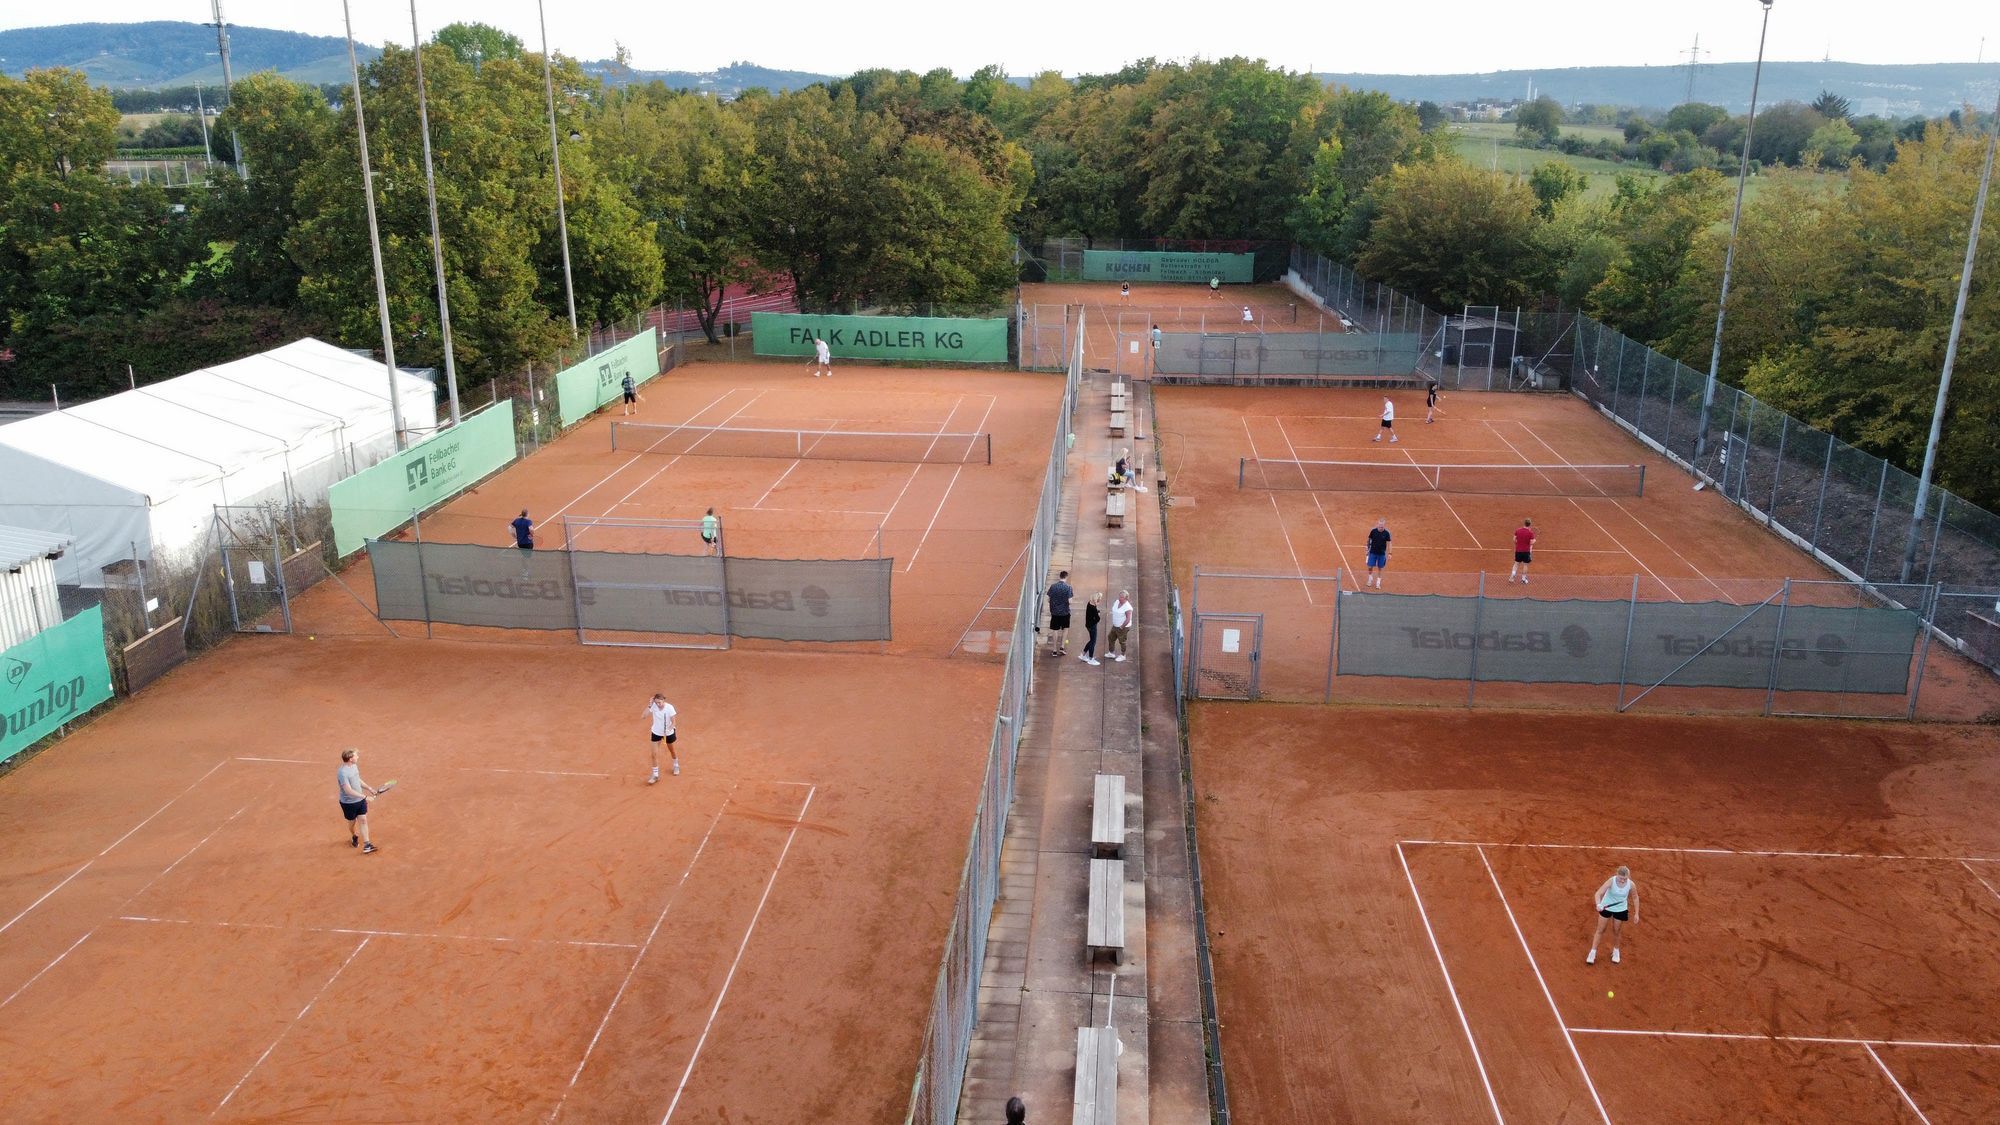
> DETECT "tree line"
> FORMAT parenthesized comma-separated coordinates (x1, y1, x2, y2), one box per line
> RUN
(2, 50, 1993, 509)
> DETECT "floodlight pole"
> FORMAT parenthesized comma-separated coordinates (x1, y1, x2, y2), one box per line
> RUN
(410, 0, 461, 427)
(209, 0, 246, 180)
(537, 0, 580, 338)
(1692, 0, 1775, 470)
(1899, 85, 2000, 583)
(342, 0, 409, 451)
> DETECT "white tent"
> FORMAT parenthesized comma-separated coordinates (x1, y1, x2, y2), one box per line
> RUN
(0, 339, 436, 585)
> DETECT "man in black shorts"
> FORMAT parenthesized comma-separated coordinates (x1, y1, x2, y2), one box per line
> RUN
(621, 371, 639, 415)
(1426, 380, 1441, 423)
(1046, 570, 1075, 657)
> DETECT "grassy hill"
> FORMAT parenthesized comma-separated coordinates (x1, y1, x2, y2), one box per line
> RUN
(1449, 122, 1658, 199)
(0, 22, 376, 87)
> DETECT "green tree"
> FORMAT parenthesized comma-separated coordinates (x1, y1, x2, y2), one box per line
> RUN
(0, 68, 120, 183)
(1527, 160, 1588, 219)
(203, 72, 339, 305)
(1585, 169, 1729, 344)
(1354, 159, 1548, 309)
(1416, 100, 1446, 132)
(1750, 103, 1826, 166)
(1810, 91, 1853, 121)
(1663, 102, 1729, 139)
(432, 22, 523, 69)
(1807, 118, 1860, 167)
(1515, 95, 1563, 145)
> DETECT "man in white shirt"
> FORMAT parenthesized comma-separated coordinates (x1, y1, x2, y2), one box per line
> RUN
(1241, 305, 1254, 324)
(1107, 591, 1134, 661)
(811, 336, 833, 377)
(1373, 397, 1397, 443)
(645, 693, 679, 783)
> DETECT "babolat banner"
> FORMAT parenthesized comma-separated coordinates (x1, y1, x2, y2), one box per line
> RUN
(1337, 594, 1921, 693)
(556, 329, 661, 427)
(327, 402, 517, 558)
(750, 313, 1009, 364)
(1081, 250, 1255, 284)
(2, 606, 114, 763)
(1155, 332, 1421, 377)
(366, 540, 892, 642)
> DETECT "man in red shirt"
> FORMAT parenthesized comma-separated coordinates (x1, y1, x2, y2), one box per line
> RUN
(1509, 518, 1537, 584)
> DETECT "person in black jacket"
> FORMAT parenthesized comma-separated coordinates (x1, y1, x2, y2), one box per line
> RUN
(1080, 593, 1104, 666)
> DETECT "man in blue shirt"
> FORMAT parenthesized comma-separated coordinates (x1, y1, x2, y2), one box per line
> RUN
(511, 510, 535, 550)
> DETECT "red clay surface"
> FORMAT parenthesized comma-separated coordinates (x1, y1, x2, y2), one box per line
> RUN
(1021, 280, 1333, 376)
(1190, 703, 2000, 1124)
(1154, 384, 1996, 720)
(0, 356, 1058, 1120)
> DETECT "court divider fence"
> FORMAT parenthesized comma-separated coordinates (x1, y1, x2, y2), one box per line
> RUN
(1186, 567, 1942, 719)
(905, 310, 1083, 1124)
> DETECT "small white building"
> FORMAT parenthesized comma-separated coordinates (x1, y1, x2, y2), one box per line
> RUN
(0, 524, 71, 650)
(0, 339, 436, 586)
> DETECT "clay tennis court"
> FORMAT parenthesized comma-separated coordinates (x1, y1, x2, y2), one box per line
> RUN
(1189, 703, 2000, 1124)
(0, 358, 1058, 1119)
(1154, 383, 1994, 720)
(1022, 280, 1331, 375)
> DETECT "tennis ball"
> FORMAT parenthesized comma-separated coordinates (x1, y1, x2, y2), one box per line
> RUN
(1607, 991, 1615, 998)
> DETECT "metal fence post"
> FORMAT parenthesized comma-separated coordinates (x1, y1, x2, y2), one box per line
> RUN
(1767, 415, 1789, 526)
(1807, 438, 1835, 553)
(1325, 568, 1341, 703)
(1763, 579, 1792, 715)
(1861, 460, 1891, 581)
(1923, 492, 1949, 588)
(1909, 584, 1938, 719)
(413, 509, 434, 641)
(1465, 571, 1486, 707)
(1616, 574, 1640, 709)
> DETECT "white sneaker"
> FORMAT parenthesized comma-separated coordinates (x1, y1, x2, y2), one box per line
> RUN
(1521, 576, 1529, 585)
(1390, 436, 1398, 443)
(1113, 653, 1127, 662)
(648, 771, 659, 785)
(672, 761, 680, 776)
(1611, 948, 1620, 964)
(1084, 657, 1100, 665)
(1585, 949, 1596, 965)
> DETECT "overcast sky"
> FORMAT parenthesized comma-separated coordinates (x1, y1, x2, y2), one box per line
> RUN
(14, 1, 1999, 77)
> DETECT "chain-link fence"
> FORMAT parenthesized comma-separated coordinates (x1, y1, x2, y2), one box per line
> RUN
(1023, 237, 1293, 283)
(1570, 312, 2000, 675)
(906, 310, 1080, 1125)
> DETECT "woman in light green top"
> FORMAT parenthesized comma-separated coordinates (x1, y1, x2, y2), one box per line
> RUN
(701, 508, 720, 555)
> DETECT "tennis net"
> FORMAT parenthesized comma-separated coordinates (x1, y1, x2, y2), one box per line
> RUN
(1238, 458, 1646, 496)
(611, 422, 992, 465)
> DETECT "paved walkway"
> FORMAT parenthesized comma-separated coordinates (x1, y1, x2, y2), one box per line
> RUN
(957, 366, 1209, 1123)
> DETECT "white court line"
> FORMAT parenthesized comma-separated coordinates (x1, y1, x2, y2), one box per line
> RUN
(1961, 860, 2000, 903)
(1401, 445, 1482, 548)
(118, 915, 637, 950)
(1394, 843, 1506, 1124)
(902, 395, 999, 573)
(750, 460, 806, 508)
(1243, 417, 1319, 603)
(1567, 1026, 2000, 1051)
(1276, 416, 1357, 590)
(235, 756, 316, 764)
(1512, 421, 1731, 602)
(0, 932, 91, 1010)
(215, 936, 370, 1112)
(1865, 1043, 1934, 1124)
(1476, 845, 1612, 1124)
(878, 397, 972, 568)
(598, 394, 770, 517)
(1403, 839, 2000, 864)
(0, 756, 230, 937)
(1480, 419, 1680, 602)
(750, 506, 890, 517)
(660, 786, 818, 1124)
(459, 766, 614, 779)
(550, 388, 746, 523)
(550, 784, 740, 1121)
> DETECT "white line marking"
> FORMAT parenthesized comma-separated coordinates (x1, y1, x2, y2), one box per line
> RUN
(1865, 1043, 1933, 1124)
(215, 937, 370, 1112)
(740, 507, 891, 517)
(660, 786, 818, 1123)
(750, 460, 805, 508)
(1277, 416, 1355, 592)
(598, 395, 770, 517)
(1401, 446, 1483, 548)
(1394, 843, 1506, 1124)
(1480, 419, 1679, 601)
(235, 756, 316, 764)
(550, 785, 740, 1121)
(1402, 839, 2000, 864)
(1961, 860, 2000, 902)
(901, 395, 998, 573)
(0, 932, 92, 1010)
(550, 389, 744, 520)
(1567, 1026, 2000, 1051)
(1476, 845, 1612, 1124)
(1244, 417, 1321, 601)
(116, 915, 638, 950)
(0, 757, 230, 937)
(458, 766, 614, 779)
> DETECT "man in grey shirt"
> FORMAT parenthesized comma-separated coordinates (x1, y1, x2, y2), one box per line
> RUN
(1046, 570, 1075, 657)
(338, 747, 384, 854)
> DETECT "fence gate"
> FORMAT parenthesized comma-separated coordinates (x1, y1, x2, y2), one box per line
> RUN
(215, 508, 293, 634)
(1192, 613, 1262, 700)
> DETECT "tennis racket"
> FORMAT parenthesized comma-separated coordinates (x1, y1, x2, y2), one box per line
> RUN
(373, 779, 398, 796)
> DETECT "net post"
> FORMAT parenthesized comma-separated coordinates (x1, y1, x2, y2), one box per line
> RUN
(1637, 464, 1646, 497)
(1465, 571, 1485, 707)
(984, 432, 992, 465)
(1238, 457, 1245, 489)
(413, 509, 433, 640)
(1325, 570, 1340, 703)
(1763, 578, 1793, 715)
(565, 522, 586, 645)
(1616, 574, 1640, 709)
(1908, 584, 1937, 719)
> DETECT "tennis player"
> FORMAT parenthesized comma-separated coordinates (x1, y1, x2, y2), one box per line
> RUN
(1585, 866, 1639, 964)
(621, 371, 640, 415)
(701, 507, 720, 554)
(337, 748, 383, 854)
(1425, 380, 1441, 423)
(1365, 519, 1391, 589)
(1120, 281, 1131, 302)
(1509, 519, 1537, 583)
(1373, 397, 1397, 443)
(1241, 305, 1254, 324)
(811, 336, 832, 377)
(1208, 277, 1220, 299)
(645, 692, 679, 783)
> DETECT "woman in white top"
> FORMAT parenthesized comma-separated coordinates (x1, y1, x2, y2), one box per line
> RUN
(1586, 866, 1638, 964)
(645, 693, 680, 783)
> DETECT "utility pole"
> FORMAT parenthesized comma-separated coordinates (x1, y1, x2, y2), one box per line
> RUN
(208, 0, 246, 180)
(194, 83, 214, 167)
(1682, 34, 1704, 104)
(410, 0, 461, 427)
(341, 0, 409, 451)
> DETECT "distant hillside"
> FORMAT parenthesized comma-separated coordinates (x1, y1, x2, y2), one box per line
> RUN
(0, 21, 376, 88)
(578, 60, 835, 95)
(1321, 61, 2000, 117)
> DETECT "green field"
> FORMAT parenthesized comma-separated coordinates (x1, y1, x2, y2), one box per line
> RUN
(1448, 122, 1659, 199)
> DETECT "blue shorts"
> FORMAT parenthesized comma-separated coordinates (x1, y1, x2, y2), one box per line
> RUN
(1366, 552, 1387, 568)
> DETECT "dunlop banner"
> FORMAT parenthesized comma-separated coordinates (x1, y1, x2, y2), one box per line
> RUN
(1081, 250, 1255, 284)
(556, 329, 661, 427)
(750, 313, 1008, 363)
(327, 402, 517, 558)
(2, 607, 114, 763)
(1337, 593, 1920, 693)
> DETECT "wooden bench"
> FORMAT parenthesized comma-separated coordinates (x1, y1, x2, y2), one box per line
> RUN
(1086, 857, 1125, 963)
(1109, 411, 1127, 437)
(1072, 1025, 1120, 1125)
(1104, 491, 1126, 528)
(1091, 773, 1126, 858)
